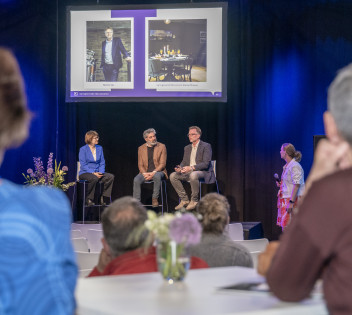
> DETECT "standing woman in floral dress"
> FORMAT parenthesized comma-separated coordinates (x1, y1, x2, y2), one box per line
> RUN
(277, 143, 305, 230)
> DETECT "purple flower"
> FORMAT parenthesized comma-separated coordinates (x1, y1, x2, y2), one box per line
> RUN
(47, 168, 54, 175)
(30, 173, 35, 177)
(33, 157, 45, 179)
(47, 152, 53, 171)
(169, 213, 202, 246)
(62, 166, 68, 172)
(27, 168, 33, 174)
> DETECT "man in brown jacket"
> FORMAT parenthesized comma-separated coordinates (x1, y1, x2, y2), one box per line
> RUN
(133, 128, 167, 208)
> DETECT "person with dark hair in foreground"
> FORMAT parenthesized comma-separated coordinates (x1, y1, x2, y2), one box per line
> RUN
(89, 196, 208, 277)
(258, 63, 352, 315)
(0, 48, 77, 314)
(276, 143, 305, 230)
(189, 193, 253, 268)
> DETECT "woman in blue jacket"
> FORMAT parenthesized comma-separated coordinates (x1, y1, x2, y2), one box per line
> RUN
(79, 130, 115, 206)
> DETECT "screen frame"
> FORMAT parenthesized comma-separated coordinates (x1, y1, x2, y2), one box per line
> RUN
(65, 2, 227, 103)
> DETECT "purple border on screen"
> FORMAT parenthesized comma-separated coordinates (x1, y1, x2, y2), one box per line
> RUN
(72, 9, 221, 98)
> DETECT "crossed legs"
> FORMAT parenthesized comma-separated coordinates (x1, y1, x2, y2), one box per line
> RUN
(170, 171, 205, 202)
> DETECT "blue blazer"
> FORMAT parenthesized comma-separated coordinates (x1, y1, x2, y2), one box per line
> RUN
(79, 144, 105, 175)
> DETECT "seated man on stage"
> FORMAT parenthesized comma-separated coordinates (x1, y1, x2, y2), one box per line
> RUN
(170, 126, 215, 211)
(88, 196, 208, 277)
(133, 128, 167, 208)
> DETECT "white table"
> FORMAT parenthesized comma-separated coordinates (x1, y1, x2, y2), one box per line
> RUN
(76, 266, 328, 315)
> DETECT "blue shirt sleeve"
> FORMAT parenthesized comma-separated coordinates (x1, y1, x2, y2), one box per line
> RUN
(79, 146, 90, 174)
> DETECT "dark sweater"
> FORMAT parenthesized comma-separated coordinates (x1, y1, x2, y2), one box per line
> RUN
(267, 168, 352, 315)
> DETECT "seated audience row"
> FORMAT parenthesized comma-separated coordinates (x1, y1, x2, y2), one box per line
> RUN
(88, 196, 209, 277)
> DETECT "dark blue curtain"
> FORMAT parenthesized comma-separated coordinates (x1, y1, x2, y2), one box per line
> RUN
(1, 0, 352, 240)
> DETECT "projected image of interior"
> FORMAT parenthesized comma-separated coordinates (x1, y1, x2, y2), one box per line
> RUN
(148, 19, 206, 83)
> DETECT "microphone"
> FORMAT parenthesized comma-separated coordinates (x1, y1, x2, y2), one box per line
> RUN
(274, 173, 280, 183)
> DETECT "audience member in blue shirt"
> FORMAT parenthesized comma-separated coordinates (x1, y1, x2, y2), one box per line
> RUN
(0, 48, 77, 314)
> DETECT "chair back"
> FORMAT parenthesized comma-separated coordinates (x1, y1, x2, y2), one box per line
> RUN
(210, 160, 217, 178)
(71, 223, 102, 238)
(71, 229, 83, 238)
(151, 59, 163, 73)
(148, 60, 153, 76)
(225, 223, 243, 240)
(75, 251, 100, 270)
(86, 229, 104, 253)
(233, 238, 269, 253)
(72, 237, 90, 252)
(185, 57, 193, 71)
(76, 162, 80, 181)
(249, 251, 261, 269)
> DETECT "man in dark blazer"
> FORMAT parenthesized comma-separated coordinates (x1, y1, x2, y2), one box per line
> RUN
(101, 26, 129, 81)
(170, 126, 215, 210)
(133, 128, 167, 208)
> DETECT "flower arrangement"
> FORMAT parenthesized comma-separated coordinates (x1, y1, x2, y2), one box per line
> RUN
(22, 153, 75, 191)
(145, 211, 202, 245)
(145, 211, 202, 282)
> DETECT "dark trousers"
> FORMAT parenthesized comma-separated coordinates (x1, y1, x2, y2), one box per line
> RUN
(79, 173, 115, 201)
(102, 64, 119, 81)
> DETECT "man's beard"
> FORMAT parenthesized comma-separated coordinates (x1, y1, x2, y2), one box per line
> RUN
(147, 141, 157, 147)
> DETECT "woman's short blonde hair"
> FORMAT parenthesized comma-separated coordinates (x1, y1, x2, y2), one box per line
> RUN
(85, 130, 99, 144)
(0, 48, 31, 151)
(196, 193, 230, 234)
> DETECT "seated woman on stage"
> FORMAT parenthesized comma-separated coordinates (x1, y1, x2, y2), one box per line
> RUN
(79, 130, 114, 206)
(0, 48, 77, 313)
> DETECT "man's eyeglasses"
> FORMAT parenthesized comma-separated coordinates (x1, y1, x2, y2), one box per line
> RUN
(187, 133, 198, 136)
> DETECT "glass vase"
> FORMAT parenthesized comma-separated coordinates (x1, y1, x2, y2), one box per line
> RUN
(156, 240, 190, 283)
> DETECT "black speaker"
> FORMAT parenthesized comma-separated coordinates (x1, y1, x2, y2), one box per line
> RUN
(313, 135, 326, 154)
(241, 222, 264, 240)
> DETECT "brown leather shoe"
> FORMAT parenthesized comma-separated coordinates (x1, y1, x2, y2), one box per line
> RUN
(152, 198, 159, 208)
(175, 200, 189, 210)
(186, 201, 198, 211)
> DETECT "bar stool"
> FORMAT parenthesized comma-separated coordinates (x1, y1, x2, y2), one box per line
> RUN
(141, 179, 168, 214)
(72, 162, 111, 223)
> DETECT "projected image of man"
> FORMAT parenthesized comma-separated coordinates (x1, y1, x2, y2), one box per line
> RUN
(101, 26, 129, 81)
